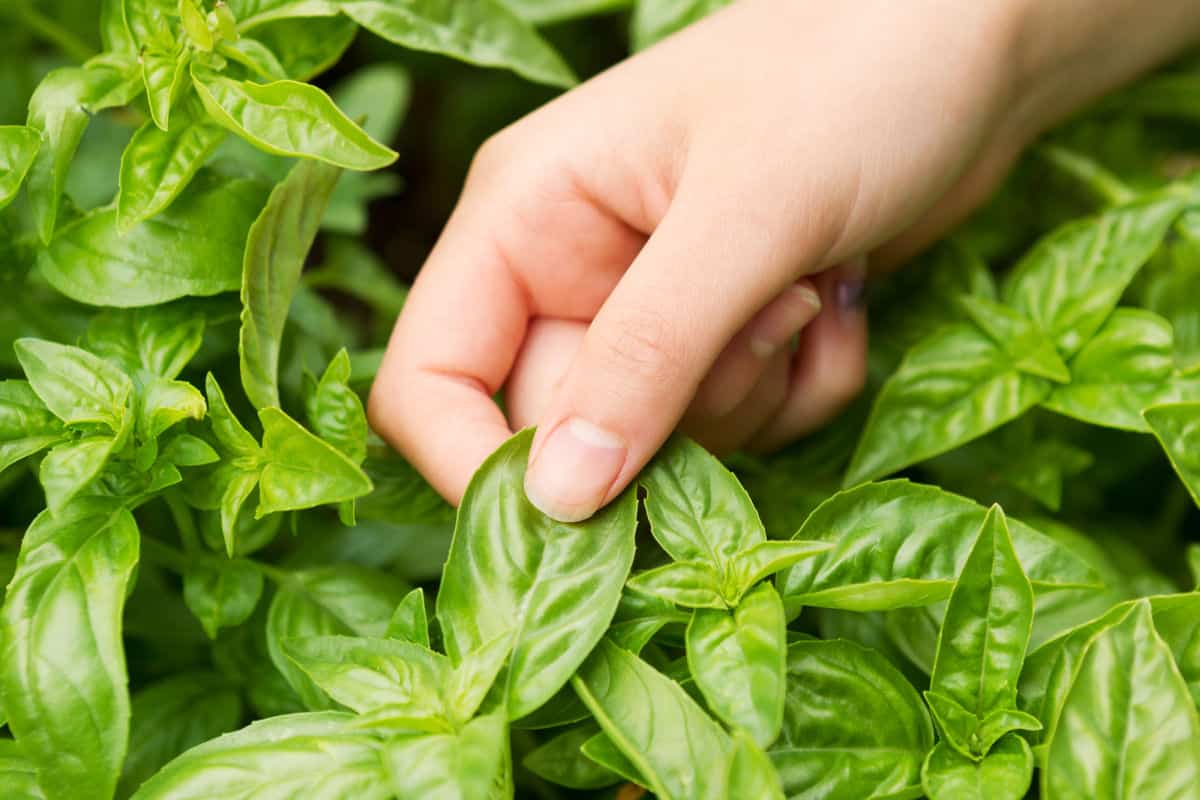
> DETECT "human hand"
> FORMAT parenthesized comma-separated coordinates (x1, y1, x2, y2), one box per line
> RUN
(369, 0, 1200, 522)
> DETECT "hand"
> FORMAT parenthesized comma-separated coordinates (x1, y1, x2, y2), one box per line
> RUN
(369, 0, 1200, 522)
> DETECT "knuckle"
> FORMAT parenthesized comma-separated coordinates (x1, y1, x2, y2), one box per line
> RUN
(595, 309, 689, 385)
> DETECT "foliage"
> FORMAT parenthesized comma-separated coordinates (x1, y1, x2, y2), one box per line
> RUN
(0, 2, 1198, 800)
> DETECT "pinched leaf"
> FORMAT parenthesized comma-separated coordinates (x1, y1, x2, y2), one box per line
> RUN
(1002, 192, 1189, 356)
(845, 324, 1052, 485)
(921, 735, 1033, 800)
(257, 408, 373, 515)
(927, 506, 1033, 755)
(1042, 601, 1200, 800)
(193, 68, 397, 170)
(240, 157, 342, 409)
(40, 435, 119, 513)
(573, 639, 730, 800)
(183, 558, 265, 639)
(387, 588, 430, 647)
(341, 0, 577, 88)
(1, 499, 139, 800)
(625, 560, 727, 609)
(776, 481, 1099, 613)
(0, 381, 67, 475)
(130, 712, 391, 800)
(0, 126, 39, 211)
(39, 172, 269, 307)
(437, 430, 637, 720)
(382, 712, 509, 800)
(769, 639, 933, 800)
(631, 0, 731, 51)
(1144, 403, 1200, 507)
(640, 435, 766, 565)
(15, 338, 132, 429)
(522, 724, 620, 790)
(687, 582, 786, 747)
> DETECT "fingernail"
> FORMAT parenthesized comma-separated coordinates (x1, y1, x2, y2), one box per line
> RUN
(835, 257, 868, 317)
(750, 282, 822, 358)
(525, 418, 627, 523)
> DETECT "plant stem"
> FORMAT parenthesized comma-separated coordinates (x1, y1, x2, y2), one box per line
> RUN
(140, 536, 188, 574)
(165, 492, 202, 554)
(10, 4, 96, 63)
(1039, 145, 1136, 206)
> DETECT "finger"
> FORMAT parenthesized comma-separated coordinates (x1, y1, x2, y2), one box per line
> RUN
(748, 261, 869, 451)
(522, 184, 830, 522)
(685, 279, 822, 425)
(506, 317, 587, 431)
(685, 346, 792, 455)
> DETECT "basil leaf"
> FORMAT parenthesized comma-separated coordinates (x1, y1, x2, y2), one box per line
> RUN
(305, 237, 409, 313)
(386, 587, 430, 647)
(183, 557, 265, 639)
(130, 712, 391, 800)
(257, 407, 373, 514)
(218, 37, 290, 81)
(846, 323, 1052, 485)
(1042, 601, 1200, 799)
(87, 305, 206, 380)
(955, 294, 1070, 382)
(192, 68, 398, 170)
(305, 349, 367, 464)
(240, 158, 341, 409)
(926, 506, 1034, 757)
(14, 338, 132, 429)
(573, 639, 730, 800)
(641, 435, 766, 566)
(0, 740, 44, 800)
(626, 559, 727, 609)
(1002, 192, 1189, 356)
(143, 42, 191, 131)
(437, 430, 637, 720)
(0, 499, 139, 800)
(0, 380, 67, 475)
(0, 126, 39, 210)
(769, 638, 933, 800)
(723, 730, 785, 800)
(1144, 402, 1200, 507)
(227, 0, 341, 28)
(445, 633, 513, 724)
(579, 731, 646, 786)
(631, 0, 731, 51)
(340, 0, 577, 89)
(921, 735, 1033, 800)
(266, 565, 408, 709)
(39, 172, 269, 307)
(729, 539, 832, 593)
(40, 434, 119, 512)
(522, 724, 621, 790)
(247, 15, 358, 81)
(776, 481, 1100, 613)
(686, 582, 786, 747)
(118, 672, 242, 797)
(382, 712, 510, 800)
(502, 0, 631, 25)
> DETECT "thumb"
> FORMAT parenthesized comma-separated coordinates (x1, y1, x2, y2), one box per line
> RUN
(522, 192, 839, 522)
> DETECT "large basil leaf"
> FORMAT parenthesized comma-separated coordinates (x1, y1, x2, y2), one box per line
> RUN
(845, 324, 1051, 485)
(686, 582, 786, 747)
(1144, 402, 1200, 507)
(723, 731, 785, 800)
(769, 638, 933, 800)
(1002, 192, 1188, 356)
(39, 172, 269, 307)
(437, 430, 637, 720)
(573, 639, 730, 800)
(631, 0, 731, 51)
(0, 125, 39, 210)
(776, 481, 1100, 613)
(0, 381, 67, 475)
(130, 712, 391, 800)
(382, 712, 510, 800)
(503, 0, 631, 25)
(0, 499, 139, 800)
(1041, 601, 1200, 799)
(340, 0, 577, 89)
(240, 157, 341, 409)
(921, 735, 1033, 800)
(0, 740, 44, 800)
(266, 565, 408, 709)
(192, 68, 397, 170)
(14, 338, 131, 429)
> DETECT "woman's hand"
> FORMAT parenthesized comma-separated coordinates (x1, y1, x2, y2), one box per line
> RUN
(369, 0, 1200, 522)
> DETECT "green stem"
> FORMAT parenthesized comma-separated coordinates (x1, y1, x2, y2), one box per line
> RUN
(1039, 145, 1136, 206)
(165, 492, 202, 554)
(140, 536, 188, 574)
(10, 4, 97, 63)
(253, 561, 291, 585)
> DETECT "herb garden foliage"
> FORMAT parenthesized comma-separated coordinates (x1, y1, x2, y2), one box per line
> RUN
(0, 4, 1198, 800)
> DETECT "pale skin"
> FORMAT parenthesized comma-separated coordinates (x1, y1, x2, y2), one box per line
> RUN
(369, 0, 1200, 522)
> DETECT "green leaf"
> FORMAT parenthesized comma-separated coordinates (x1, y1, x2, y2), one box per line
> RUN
(776, 481, 1100, 612)
(0, 126, 39, 211)
(240, 157, 342, 409)
(0, 381, 67, 476)
(130, 712, 391, 800)
(15, 338, 132, 429)
(437, 430, 637, 720)
(0, 740, 45, 800)
(927, 506, 1034, 756)
(631, 0, 731, 51)
(686, 582, 786, 747)
(246, 15, 359, 80)
(845, 323, 1052, 485)
(446, 633, 513, 724)
(117, 103, 227, 228)
(282, 635, 449, 719)
(183, 557, 265, 639)
(579, 732, 646, 786)
(218, 38, 290, 81)
(1042, 601, 1200, 799)
(769, 639, 933, 800)
(956, 294, 1070, 382)
(305, 237, 409, 310)
(86, 305, 206, 380)
(0, 499, 139, 800)
(40, 434, 118, 513)
(1002, 192, 1188, 356)
(382, 712, 510, 800)
(227, 0, 342, 28)
(503, 0, 631, 25)
(723, 730, 785, 800)
(522, 724, 620, 790)
(387, 587, 429, 647)
(340, 0, 577, 89)
(729, 539, 832, 593)
(192, 67, 398, 170)
(640, 435, 766, 566)
(1144, 403, 1200, 507)
(256, 407, 374, 515)
(143, 43, 192, 131)
(205, 373, 261, 459)
(305, 349, 367, 463)
(1044, 309, 1198, 431)
(39, 171, 269, 307)
(1190, 545, 1200, 591)
(921, 735, 1033, 800)
(625, 560, 727, 609)
(118, 672, 242, 798)
(573, 639, 730, 800)
(266, 565, 408, 709)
